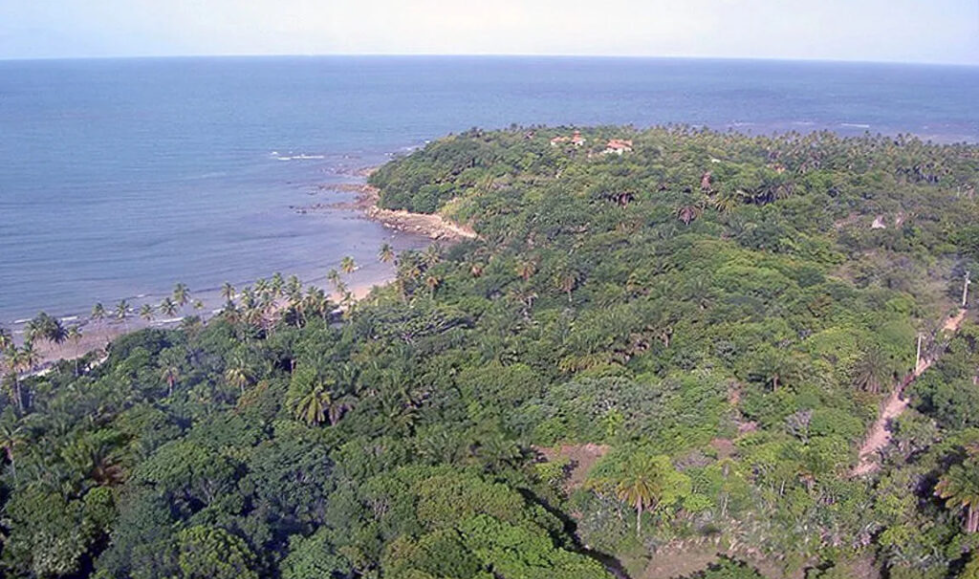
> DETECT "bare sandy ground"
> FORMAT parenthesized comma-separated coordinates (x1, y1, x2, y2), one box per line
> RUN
(852, 308, 969, 476)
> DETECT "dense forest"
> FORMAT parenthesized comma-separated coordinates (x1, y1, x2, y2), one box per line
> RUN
(2, 126, 979, 579)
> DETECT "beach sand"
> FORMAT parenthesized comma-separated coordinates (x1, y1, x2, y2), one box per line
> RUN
(13, 167, 473, 374)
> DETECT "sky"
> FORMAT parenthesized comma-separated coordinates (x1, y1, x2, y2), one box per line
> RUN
(1, 0, 977, 65)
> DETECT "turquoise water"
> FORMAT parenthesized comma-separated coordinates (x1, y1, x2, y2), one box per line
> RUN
(1, 56, 977, 324)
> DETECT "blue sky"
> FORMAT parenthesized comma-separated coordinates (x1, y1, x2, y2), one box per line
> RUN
(1, 0, 977, 64)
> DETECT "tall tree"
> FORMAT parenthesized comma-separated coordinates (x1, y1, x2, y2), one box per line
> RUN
(221, 282, 236, 302)
(378, 242, 395, 264)
(295, 386, 330, 426)
(159, 297, 178, 318)
(607, 454, 690, 537)
(853, 346, 894, 394)
(224, 355, 251, 395)
(340, 256, 357, 275)
(173, 283, 190, 309)
(936, 458, 979, 533)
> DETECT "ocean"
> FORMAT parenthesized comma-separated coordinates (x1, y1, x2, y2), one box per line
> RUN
(1, 56, 977, 326)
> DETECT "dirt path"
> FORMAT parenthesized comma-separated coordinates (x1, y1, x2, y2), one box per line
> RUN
(851, 309, 968, 476)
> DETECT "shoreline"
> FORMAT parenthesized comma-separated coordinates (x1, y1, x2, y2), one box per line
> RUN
(18, 277, 388, 375)
(5, 166, 476, 373)
(326, 179, 478, 242)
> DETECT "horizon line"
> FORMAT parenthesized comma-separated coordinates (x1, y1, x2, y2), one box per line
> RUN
(1, 53, 977, 68)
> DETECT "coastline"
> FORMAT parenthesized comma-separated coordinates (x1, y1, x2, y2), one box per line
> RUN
(10, 167, 475, 373)
(332, 180, 477, 242)
(21, 277, 388, 374)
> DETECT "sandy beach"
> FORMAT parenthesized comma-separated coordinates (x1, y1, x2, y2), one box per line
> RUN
(10, 171, 474, 373)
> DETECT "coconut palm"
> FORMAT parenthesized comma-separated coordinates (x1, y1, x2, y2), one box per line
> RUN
(159, 349, 182, 397)
(91, 302, 107, 323)
(192, 299, 204, 312)
(159, 297, 178, 317)
(424, 274, 441, 298)
(295, 386, 331, 426)
(675, 202, 704, 225)
(853, 346, 894, 394)
(0, 422, 25, 480)
(516, 258, 536, 281)
(172, 283, 190, 308)
(0, 327, 12, 353)
(613, 455, 678, 538)
(286, 275, 303, 300)
(422, 244, 441, 268)
(936, 459, 979, 533)
(555, 269, 579, 303)
(19, 341, 40, 372)
(255, 278, 270, 298)
(270, 272, 285, 297)
(340, 256, 356, 275)
(221, 282, 236, 302)
(115, 300, 130, 321)
(2, 349, 23, 412)
(326, 269, 342, 292)
(378, 243, 395, 264)
(139, 304, 155, 322)
(751, 348, 800, 392)
(224, 355, 250, 395)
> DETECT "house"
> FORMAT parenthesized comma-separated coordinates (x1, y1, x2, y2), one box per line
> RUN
(551, 131, 586, 148)
(603, 139, 634, 155)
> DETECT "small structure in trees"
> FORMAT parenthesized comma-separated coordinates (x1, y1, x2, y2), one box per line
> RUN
(603, 139, 634, 155)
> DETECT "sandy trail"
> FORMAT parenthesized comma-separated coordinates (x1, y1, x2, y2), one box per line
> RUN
(851, 308, 968, 476)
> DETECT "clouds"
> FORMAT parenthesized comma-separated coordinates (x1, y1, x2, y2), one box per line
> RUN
(1, 0, 976, 64)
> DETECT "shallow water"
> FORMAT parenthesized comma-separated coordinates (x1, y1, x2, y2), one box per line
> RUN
(1, 56, 977, 324)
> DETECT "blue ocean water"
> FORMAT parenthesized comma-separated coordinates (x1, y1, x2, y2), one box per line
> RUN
(1, 56, 977, 325)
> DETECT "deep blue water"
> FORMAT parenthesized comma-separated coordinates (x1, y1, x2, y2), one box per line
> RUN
(1, 56, 977, 325)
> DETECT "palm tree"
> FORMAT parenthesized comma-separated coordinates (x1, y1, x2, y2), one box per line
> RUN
(7, 343, 39, 411)
(675, 202, 704, 225)
(172, 283, 190, 309)
(115, 300, 130, 321)
(0, 422, 25, 481)
(853, 346, 893, 394)
(255, 277, 270, 298)
(270, 272, 285, 297)
(555, 269, 579, 303)
(326, 269, 342, 292)
(192, 299, 204, 312)
(614, 455, 671, 538)
(67, 325, 82, 345)
(516, 258, 536, 281)
(46, 318, 67, 348)
(936, 459, 979, 533)
(424, 274, 441, 298)
(224, 355, 250, 395)
(91, 302, 106, 323)
(752, 348, 799, 392)
(159, 297, 178, 317)
(422, 244, 441, 268)
(378, 243, 395, 264)
(2, 350, 22, 412)
(0, 327, 12, 353)
(19, 341, 40, 372)
(221, 282, 236, 302)
(295, 386, 330, 426)
(340, 256, 356, 275)
(159, 350, 181, 397)
(286, 275, 302, 299)
(139, 304, 155, 322)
